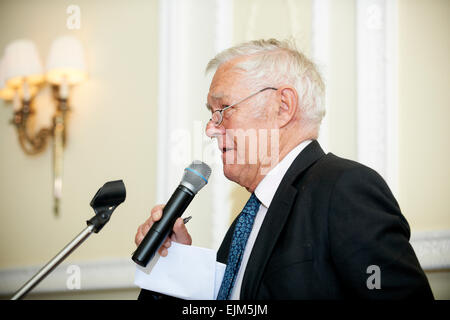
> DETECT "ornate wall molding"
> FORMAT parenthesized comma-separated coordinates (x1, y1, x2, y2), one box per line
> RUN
(411, 230, 450, 271)
(312, 0, 330, 153)
(356, 0, 398, 194)
(0, 258, 135, 296)
(211, 0, 233, 250)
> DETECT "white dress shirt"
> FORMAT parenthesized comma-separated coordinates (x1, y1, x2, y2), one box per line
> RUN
(229, 140, 312, 299)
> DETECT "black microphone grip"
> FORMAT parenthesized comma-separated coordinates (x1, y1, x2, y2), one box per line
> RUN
(132, 185, 195, 267)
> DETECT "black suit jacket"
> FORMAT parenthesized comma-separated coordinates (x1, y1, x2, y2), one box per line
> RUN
(139, 140, 433, 300)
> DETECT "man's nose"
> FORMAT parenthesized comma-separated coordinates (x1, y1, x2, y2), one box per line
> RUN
(205, 120, 225, 139)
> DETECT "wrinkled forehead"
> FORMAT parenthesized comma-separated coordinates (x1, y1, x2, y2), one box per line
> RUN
(207, 57, 252, 103)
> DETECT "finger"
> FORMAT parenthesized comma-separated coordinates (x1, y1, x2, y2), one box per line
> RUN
(142, 223, 150, 236)
(159, 248, 168, 257)
(135, 232, 143, 246)
(135, 204, 166, 247)
(151, 209, 163, 222)
(172, 217, 192, 245)
(135, 224, 144, 245)
(151, 204, 165, 214)
(151, 204, 165, 222)
(163, 239, 172, 248)
(144, 216, 153, 227)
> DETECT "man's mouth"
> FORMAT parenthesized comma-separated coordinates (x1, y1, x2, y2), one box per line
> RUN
(222, 147, 233, 153)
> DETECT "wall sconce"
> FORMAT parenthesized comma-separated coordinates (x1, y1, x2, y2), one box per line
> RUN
(0, 36, 87, 217)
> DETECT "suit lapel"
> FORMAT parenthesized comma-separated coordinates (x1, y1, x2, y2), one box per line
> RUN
(240, 140, 325, 299)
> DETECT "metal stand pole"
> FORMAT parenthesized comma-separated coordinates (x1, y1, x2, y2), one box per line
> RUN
(11, 225, 95, 300)
(10, 179, 126, 300)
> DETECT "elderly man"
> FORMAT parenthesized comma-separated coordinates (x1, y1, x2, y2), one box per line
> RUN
(136, 39, 433, 299)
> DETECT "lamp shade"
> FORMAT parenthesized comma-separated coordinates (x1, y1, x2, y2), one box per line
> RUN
(3, 39, 44, 88)
(0, 58, 14, 100)
(46, 36, 87, 85)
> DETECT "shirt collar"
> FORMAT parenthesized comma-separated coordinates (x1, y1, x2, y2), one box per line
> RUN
(254, 140, 312, 208)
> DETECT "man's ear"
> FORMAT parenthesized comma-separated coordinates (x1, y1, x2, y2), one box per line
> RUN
(277, 86, 298, 128)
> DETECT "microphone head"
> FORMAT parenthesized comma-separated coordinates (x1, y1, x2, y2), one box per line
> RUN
(180, 160, 211, 194)
(90, 180, 126, 211)
(88, 180, 126, 233)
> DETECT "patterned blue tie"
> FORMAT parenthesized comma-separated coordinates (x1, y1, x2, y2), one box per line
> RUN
(217, 193, 261, 300)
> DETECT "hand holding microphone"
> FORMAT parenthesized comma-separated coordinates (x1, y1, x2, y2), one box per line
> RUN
(134, 205, 192, 257)
(132, 160, 211, 267)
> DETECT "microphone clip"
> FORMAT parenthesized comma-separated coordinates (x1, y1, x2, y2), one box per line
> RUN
(87, 180, 126, 233)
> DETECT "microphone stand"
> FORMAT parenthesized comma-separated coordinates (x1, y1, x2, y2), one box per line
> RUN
(10, 180, 126, 300)
(11, 225, 95, 300)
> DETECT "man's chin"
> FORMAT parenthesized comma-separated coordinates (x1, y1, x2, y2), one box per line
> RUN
(222, 163, 239, 183)
(222, 163, 233, 178)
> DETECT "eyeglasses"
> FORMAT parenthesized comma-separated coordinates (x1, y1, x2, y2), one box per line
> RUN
(209, 87, 277, 127)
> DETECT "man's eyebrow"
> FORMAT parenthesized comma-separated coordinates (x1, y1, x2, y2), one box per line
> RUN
(211, 91, 234, 100)
(206, 92, 230, 112)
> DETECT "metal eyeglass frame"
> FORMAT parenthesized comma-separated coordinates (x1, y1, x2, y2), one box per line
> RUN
(209, 87, 278, 127)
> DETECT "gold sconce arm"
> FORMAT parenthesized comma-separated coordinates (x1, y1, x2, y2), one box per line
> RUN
(10, 92, 70, 216)
(11, 99, 53, 155)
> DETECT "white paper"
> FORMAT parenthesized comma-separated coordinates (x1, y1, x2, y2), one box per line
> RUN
(134, 242, 226, 300)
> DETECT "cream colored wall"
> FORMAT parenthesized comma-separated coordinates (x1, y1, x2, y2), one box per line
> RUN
(0, 0, 159, 269)
(327, 0, 357, 161)
(0, 0, 448, 299)
(397, 0, 450, 231)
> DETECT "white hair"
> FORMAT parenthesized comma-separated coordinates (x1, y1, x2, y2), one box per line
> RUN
(206, 39, 325, 137)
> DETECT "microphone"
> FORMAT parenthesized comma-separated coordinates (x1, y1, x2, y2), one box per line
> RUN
(132, 160, 211, 267)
